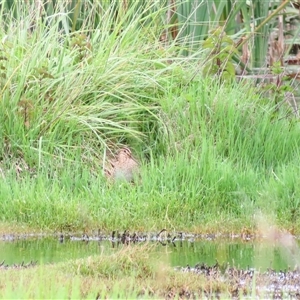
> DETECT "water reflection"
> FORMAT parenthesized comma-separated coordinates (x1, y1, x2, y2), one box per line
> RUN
(167, 240, 291, 271)
(0, 237, 298, 271)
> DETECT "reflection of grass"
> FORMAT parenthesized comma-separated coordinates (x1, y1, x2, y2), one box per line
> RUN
(1, 3, 300, 234)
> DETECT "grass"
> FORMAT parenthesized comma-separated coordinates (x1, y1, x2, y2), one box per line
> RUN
(1, 78, 300, 233)
(0, 0, 300, 235)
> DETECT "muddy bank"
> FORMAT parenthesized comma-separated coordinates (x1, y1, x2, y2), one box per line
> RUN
(0, 229, 257, 243)
(174, 263, 300, 299)
(0, 260, 37, 270)
(2, 228, 300, 244)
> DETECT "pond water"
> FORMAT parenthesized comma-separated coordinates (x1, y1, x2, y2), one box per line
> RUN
(1, 234, 299, 271)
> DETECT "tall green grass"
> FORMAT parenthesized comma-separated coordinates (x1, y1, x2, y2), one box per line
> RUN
(1, 78, 300, 232)
(0, 1, 300, 232)
(0, 1, 173, 167)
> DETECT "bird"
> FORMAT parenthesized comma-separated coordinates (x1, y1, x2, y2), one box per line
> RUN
(105, 147, 139, 182)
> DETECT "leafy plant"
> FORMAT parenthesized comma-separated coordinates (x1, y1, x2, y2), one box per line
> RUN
(259, 61, 293, 114)
(268, 61, 293, 104)
(69, 33, 92, 64)
(202, 27, 238, 82)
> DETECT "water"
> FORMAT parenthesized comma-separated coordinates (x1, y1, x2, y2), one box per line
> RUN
(1, 235, 299, 271)
(168, 240, 297, 271)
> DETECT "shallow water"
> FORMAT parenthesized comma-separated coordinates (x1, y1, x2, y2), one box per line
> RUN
(1, 234, 299, 271)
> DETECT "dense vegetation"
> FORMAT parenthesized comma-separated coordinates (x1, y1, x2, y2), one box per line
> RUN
(1, 2, 300, 299)
(0, 1, 300, 233)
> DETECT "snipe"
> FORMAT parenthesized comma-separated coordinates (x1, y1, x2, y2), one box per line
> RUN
(105, 147, 139, 182)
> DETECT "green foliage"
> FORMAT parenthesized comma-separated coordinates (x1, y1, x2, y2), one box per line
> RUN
(0, 0, 172, 170)
(0, 0, 300, 234)
(202, 27, 238, 82)
(270, 61, 293, 100)
(2, 78, 300, 232)
(173, 0, 293, 72)
(262, 61, 293, 107)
